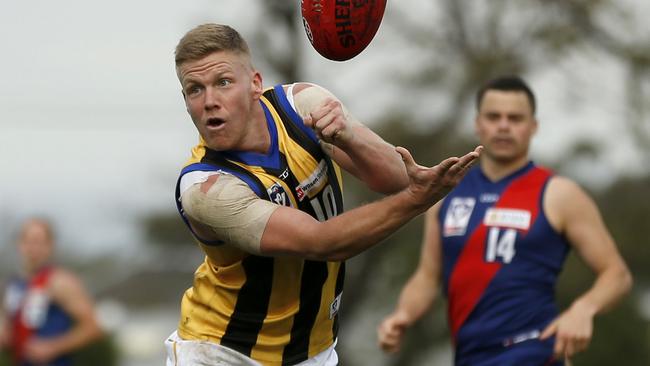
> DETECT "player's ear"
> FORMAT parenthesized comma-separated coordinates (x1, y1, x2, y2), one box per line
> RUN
(531, 117, 539, 136)
(251, 70, 263, 99)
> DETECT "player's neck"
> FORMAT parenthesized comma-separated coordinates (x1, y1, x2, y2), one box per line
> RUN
(240, 102, 271, 154)
(480, 156, 530, 182)
(22, 261, 51, 278)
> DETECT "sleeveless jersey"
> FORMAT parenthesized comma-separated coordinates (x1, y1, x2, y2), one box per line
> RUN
(174, 85, 346, 365)
(4, 266, 73, 366)
(439, 162, 569, 360)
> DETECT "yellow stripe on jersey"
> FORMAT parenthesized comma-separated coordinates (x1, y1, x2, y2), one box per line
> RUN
(176, 86, 344, 365)
(309, 261, 341, 354)
(178, 258, 245, 341)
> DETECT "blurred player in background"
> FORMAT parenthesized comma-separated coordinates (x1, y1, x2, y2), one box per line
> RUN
(377, 75, 632, 365)
(0, 218, 102, 366)
(167, 23, 481, 366)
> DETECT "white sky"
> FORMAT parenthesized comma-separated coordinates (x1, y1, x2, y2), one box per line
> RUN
(0, 0, 647, 259)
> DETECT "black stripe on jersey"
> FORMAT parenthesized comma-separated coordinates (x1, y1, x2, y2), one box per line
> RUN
(282, 260, 329, 365)
(263, 89, 322, 160)
(331, 262, 345, 340)
(263, 88, 344, 215)
(220, 256, 275, 357)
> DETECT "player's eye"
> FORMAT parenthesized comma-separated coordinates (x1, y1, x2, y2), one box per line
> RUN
(186, 85, 202, 96)
(509, 114, 524, 122)
(485, 113, 500, 121)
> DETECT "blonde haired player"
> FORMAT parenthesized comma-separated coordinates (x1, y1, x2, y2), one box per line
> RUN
(166, 23, 481, 366)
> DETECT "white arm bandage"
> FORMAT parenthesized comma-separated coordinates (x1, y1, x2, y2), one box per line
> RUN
(180, 173, 279, 255)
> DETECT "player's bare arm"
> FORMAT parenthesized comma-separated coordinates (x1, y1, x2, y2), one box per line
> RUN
(291, 82, 409, 194)
(540, 176, 632, 359)
(378, 203, 444, 353)
(23, 269, 103, 364)
(261, 146, 481, 261)
(182, 146, 479, 260)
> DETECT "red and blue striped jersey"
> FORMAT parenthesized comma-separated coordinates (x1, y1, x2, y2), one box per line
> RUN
(439, 162, 569, 358)
(4, 266, 72, 366)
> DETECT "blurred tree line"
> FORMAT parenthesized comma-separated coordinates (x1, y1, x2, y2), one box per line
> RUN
(118, 1, 650, 366)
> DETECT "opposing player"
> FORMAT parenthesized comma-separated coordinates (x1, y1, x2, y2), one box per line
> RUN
(0, 218, 103, 366)
(377, 76, 632, 365)
(166, 23, 481, 366)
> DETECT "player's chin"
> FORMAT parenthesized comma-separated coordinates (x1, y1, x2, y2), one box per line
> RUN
(487, 148, 521, 162)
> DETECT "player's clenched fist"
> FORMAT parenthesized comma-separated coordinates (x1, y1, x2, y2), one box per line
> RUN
(304, 98, 353, 144)
(377, 312, 410, 353)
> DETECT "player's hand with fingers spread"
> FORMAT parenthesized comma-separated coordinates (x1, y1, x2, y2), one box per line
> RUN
(303, 98, 353, 145)
(377, 311, 410, 354)
(396, 145, 482, 208)
(540, 300, 595, 360)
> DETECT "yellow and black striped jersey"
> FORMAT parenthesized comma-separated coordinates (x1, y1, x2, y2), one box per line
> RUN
(174, 85, 345, 365)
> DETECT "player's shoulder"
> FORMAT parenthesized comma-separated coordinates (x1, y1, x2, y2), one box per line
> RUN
(182, 172, 258, 207)
(546, 175, 584, 197)
(284, 81, 324, 92)
(49, 267, 86, 294)
(544, 174, 594, 215)
(285, 82, 339, 101)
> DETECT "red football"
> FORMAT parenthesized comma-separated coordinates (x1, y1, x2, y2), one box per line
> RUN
(301, 0, 387, 61)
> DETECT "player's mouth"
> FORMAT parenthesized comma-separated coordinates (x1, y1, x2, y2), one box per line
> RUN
(492, 137, 514, 145)
(206, 117, 226, 130)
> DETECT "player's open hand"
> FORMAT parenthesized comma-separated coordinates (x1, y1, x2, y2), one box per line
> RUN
(377, 312, 410, 354)
(396, 146, 482, 208)
(540, 301, 595, 361)
(304, 98, 353, 145)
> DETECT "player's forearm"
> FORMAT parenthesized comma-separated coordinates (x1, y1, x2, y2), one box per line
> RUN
(315, 190, 426, 260)
(49, 321, 102, 357)
(338, 126, 408, 193)
(267, 189, 427, 261)
(395, 271, 438, 326)
(0, 321, 9, 349)
(571, 262, 632, 316)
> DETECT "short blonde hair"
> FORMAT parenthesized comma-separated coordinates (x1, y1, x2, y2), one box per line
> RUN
(175, 23, 251, 67)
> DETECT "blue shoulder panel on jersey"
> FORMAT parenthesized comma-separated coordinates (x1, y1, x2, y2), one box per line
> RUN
(273, 84, 319, 144)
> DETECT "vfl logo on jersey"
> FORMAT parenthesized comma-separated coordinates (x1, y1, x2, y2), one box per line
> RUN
(267, 183, 292, 207)
(483, 208, 531, 230)
(295, 160, 328, 202)
(443, 197, 476, 236)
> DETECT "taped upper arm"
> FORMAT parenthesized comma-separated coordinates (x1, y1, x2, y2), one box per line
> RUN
(180, 173, 279, 255)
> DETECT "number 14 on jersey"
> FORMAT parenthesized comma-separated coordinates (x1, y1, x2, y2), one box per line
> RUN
(485, 227, 517, 264)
